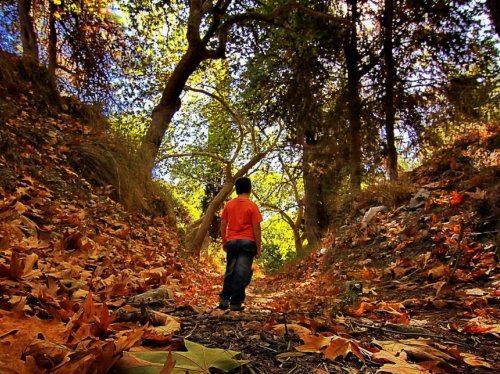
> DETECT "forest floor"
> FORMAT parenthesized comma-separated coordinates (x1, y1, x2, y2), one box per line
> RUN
(0, 56, 499, 373)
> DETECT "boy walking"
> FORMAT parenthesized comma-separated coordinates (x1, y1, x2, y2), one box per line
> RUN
(219, 177, 262, 311)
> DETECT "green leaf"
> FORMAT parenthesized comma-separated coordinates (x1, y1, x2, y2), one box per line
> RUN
(114, 340, 250, 373)
(173, 340, 250, 372)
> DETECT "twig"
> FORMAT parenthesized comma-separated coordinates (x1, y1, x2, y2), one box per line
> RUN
(283, 311, 289, 337)
(179, 322, 198, 339)
(259, 344, 279, 352)
(323, 362, 330, 373)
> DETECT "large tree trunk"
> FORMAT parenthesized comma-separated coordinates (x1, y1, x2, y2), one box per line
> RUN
(345, 0, 362, 191)
(18, 0, 39, 62)
(303, 146, 329, 248)
(383, 0, 398, 181)
(140, 48, 206, 171)
(47, 0, 57, 88)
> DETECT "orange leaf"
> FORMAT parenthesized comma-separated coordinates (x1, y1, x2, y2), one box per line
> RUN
(295, 333, 332, 353)
(321, 337, 365, 362)
(160, 352, 176, 374)
(450, 191, 464, 206)
(345, 301, 376, 316)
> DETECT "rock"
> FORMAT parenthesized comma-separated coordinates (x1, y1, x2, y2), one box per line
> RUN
(361, 206, 386, 227)
(409, 189, 430, 209)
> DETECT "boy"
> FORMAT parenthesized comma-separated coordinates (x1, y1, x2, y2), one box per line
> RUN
(219, 177, 262, 311)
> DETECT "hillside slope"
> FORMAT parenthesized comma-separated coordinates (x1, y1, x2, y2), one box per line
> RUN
(0, 57, 191, 372)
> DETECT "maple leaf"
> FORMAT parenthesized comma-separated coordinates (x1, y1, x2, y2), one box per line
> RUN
(372, 350, 428, 373)
(373, 339, 455, 363)
(160, 352, 176, 374)
(461, 317, 500, 335)
(273, 323, 311, 336)
(322, 337, 365, 362)
(23, 339, 71, 370)
(116, 340, 249, 373)
(295, 333, 333, 353)
(345, 301, 377, 316)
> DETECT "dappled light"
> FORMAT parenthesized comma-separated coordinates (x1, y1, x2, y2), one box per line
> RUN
(1, 1, 499, 373)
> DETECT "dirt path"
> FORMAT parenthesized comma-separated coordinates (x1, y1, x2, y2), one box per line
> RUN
(166, 272, 500, 373)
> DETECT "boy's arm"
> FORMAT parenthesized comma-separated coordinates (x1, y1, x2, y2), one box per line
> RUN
(252, 223, 262, 258)
(221, 218, 228, 251)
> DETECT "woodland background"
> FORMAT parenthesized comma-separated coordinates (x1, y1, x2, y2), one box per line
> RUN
(0, 0, 499, 373)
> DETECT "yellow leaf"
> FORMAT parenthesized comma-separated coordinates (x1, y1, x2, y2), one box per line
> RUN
(461, 352, 492, 368)
(273, 323, 311, 336)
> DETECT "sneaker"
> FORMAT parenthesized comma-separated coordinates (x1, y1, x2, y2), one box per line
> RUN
(217, 299, 229, 310)
(229, 304, 244, 311)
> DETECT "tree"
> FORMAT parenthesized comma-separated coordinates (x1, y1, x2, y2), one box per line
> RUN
(138, 0, 346, 172)
(5, 0, 124, 104)
(344, 0, 363, 190)
(158, 85, 282, 256)
(18, 0, 38, 62)
(486, 0, 500, 36)
(382, 0, 397, 181)
(254, 153, 305, 254)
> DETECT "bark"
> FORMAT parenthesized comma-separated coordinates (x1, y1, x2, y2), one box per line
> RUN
(18, 0, 39, 62)
(344, 0, 362, 191)
(140, 48, 206, 170)
(303, 146, 329, 248)
(292, 225, 304, 254)
(47, 0, 57, 88)
(383, 0, 398, 181)
(487, 0, 500, 37)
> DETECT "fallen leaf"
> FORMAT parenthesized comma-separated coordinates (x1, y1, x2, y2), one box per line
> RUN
(273, 324, 311, 336)
(461, 352, 492, 368)
(450, 191, 464, 206)
(295, 333, 333, 353)
(115, 340, 249, 373)
(322, 337, 365, 362)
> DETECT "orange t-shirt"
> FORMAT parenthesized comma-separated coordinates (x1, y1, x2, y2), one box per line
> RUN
(221, 196, 262, 242)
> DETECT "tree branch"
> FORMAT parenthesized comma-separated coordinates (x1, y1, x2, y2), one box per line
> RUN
(158, 151, 231, 166)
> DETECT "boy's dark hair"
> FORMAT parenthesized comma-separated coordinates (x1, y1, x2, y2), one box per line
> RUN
(235, 177, 252, 195)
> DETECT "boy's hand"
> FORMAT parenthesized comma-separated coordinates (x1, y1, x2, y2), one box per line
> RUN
(222, 242, 227, 252)
(256, 249, 261, 259)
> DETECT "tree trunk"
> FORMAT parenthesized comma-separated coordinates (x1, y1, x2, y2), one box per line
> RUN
(140, 48, 206, 171)
(18, 0, 39, 62)
(47, 0, 57, 88)
(188, 181, 234, 257)
(383, 0, 398, 181)
(303, 146, 327, 249)
(188, 152, 267, 257)
(292, 226, 304, 254)
(345, 0, 362, 191)
(487, 0, 500, 37)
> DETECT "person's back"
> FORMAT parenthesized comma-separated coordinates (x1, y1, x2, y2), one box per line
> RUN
(223, 197, 260, 242)
(218, 177, 262, 311)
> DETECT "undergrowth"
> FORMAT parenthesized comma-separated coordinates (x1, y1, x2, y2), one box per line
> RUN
(0, 51, 177, 223)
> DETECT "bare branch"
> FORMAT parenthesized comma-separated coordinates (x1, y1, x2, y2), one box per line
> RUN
(205, 2, 349, 59)
(184, 85, 245, 162)
(158, 151, 231, 165)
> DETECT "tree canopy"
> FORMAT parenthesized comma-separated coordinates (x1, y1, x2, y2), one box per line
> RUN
(1, 0, 498, 263)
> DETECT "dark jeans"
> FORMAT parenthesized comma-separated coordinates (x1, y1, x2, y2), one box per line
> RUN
(220, 239, 257, 305)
